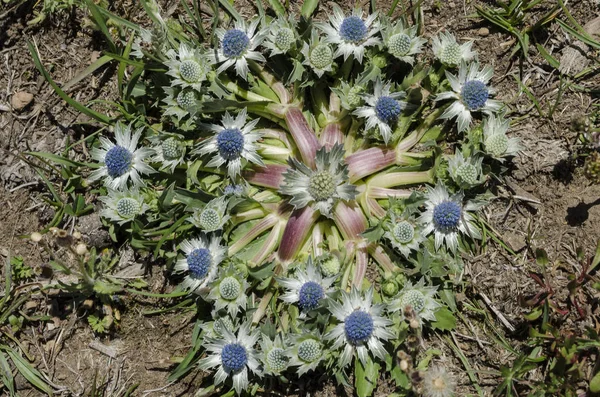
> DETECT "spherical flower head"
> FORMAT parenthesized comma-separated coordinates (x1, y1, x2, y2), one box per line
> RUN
(179, 59, 205, 83)
(461, 80, 489, 111)
(318, 255, 341, 277)
(298, 281, 324, 311)
(213, 317, 235, 335)
(347, 85, 364, 108)
(393, 220, 415, 244)
(187, 248, 212, 279)
(221, 343, 248, 373)
(440, 42, 462, 66)
(161, 137, 184, 160)
(339, 16, 368, 43)
(199, 208, 221, 230)
(219, 276, 242, 301)
(433, 201, 462, 230)
(423, 366, 456, 397)
(222, 29, 250, 58)
(274, 28, 295, 52)
(105, 146, 133, 178)
(388, 33, 412, 57)
(455, 163, 478, 186)
(217, 128, 245, 161)
(176, 89, 196, 109)
(382, 279, 400, 297)
(266, 348, 288, 372)
(344, 310, 374, 345)
(308, 171, 336, 201)
(297, 339, 322, 363)
(400, 289, 426, 313)
(116, 197, 141, 218)
(485, 133, 509, 157)
(375, 96, 402, 125)
(310, 44, 334, 69)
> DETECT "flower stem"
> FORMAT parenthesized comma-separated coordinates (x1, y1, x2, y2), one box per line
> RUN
(346, 146, 396, 182)
(368, 169, 433, 189)
(277, 206, 320, 264)
(228, 214, 279, 255)
(251, 219, 284, 266)
(249, 60, 292, 104)
(333, 201, 368, 241)
(368, 244, 397, 277)
(243, 164, 287, 189)
(319, 122, 344, 149)
(284, 107, 320, 169)
(352, 243, 369, 287)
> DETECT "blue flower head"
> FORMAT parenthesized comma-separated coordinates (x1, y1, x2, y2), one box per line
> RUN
(217, 128, 245, 160)
(222, 29, 250, 58)
(344, 310, 374, 344)
(433, 201, 461, 230)
(461, 80, 489, 111)
(298, 281, 324, 311)
(187, 248, 212, 279)
(339, 16, 367, 43)
(221, 343, 248, 372)
(375, 96, 402, 125)
(105, 146, 133, 178)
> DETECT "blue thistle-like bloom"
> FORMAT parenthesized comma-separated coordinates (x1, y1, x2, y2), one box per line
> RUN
(339, 16, 367, 43)
(432, 201, 462, 230)
(222, 29, 250, 58)
(461, 80, 489, 111)
(187, 248, 212, 279)
(216, 128, 245, 161)
(298, 281, 324, 311)
(374, 96, 402, 125)
(104, 146, 133, 178)
(344, 310, 374, 345)
(221, 343, 248, 372)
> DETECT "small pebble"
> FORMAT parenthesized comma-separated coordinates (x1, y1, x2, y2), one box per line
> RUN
(478, 27, 490, 36)
(11, 91, 34, 111)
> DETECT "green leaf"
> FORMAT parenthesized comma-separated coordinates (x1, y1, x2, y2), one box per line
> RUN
(83, 0, 117, 53)
(431, 307, 456, 331)
(354, 356, 380, 397)
(591, 371, 600, 392)
(266, 0, 286, 16)
(301, 0, 319, 18)
(63, 55, 113, 91)
(557, 19, 600, 50)
(535, 248, 549, 267)
(535, 44, 560, 69)
(6, 348, 53, 395)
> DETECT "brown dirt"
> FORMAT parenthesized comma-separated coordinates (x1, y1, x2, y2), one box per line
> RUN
(1, 0, 599, 396)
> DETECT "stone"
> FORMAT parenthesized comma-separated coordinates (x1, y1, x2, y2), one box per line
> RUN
(11, 91, 34, 111)
(478, 27, 489, 36)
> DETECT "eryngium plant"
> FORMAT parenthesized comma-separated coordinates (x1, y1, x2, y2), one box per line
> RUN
(62, 2, 521, 395)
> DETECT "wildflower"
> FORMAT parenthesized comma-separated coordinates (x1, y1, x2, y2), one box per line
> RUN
(263, 17, 297, 56)
(315, 253, 341, 278)
(188, 196, 231, 232)
(208, 265, 249, 317)
(287, 333, 325, 375)
(436, 61, 502, 133)
(381, 18, 426, 65)
(325, 287, 394, 367)
(276, 257, 336, 314)
(422, 365, 456, 397)
(174, 234, 227, 293)
(194, 109, 263, 179)
(99, 188, 149, 225)
(390, 278, 441, 322)
(333, 80, 366, 110)
(212, 19, 267, 80)
(150, 135, 186, 173)
(162, 87, 200, 122)
(198, 322, 261, 395)
(354, 78, 406, 143)
(483, 114, 521, 160)
(164, 43, 210, 91)
(89, 123, 155, 190)
(201, 316, 237, 338)
(223, 183, 247, 197)
(317, 4, 380, 64)
(301, 31, 335, 78)
(447, 150, 485, 189)
(432, 31, 476, 67)
(279, 144, 357, 218)
(383, 210, 424, 258)
(260, 334, 289, 375)
(419, 183, 481, 253)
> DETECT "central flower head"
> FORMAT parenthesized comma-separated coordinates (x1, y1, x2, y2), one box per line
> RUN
(308, 171, 336, 201)
(217, 128, 244, 161)
(176, 90, 196, 109)
(461, 80, 489, 111)
(433, 201, 462, 230)
(456, 163, 478, 185)
(440, 42, 461, 65)
(375, 96, 402, 125)
(222, 29, 250, 58)
(339, 16, 367, 43)
(344, 310, 374, 345)
(310, 44, 334, 69)
(298, 281, 324, 311)
(162, 138, 183, 160)
(105, 146, 133, 178)
(275, 28, 295, 51)
(400, 290, 426, 313)
(297, 339, 321, 362)
(221, 343, 248, 372)
(199, 208, 221, 230)
(187, 248, 212, 279)
(485, 134, 509, 157)
(179, 60, 204, 83)
(389, 33, 412, 57)
(267, 348, 288, 372)
(116, 197, 141, 218)
(393, 221, 415, 244)
(219, 276, 242, 300)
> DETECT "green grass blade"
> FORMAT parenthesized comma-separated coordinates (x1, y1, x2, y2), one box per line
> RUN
(26, 151, 97, 168)
(218, 0, 242, 21)
(535, 43, 560, 69)
(265, 0, 285, 17)
(6, 348, 53, 395)
(62, 55, 113, 91)
(557, 19, 600, 50)
(96, 6, 141, 32)
(301, 0, 319, 18)
(27, 41, 111, 124)
(83, 0, 117, 54)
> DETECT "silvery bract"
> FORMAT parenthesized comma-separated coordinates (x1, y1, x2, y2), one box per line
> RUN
(432, 31, 476, 67)
(98, 188, 149, 225)
(174, 234, 227, 293)
(301, 30, 335, 78)
(483, 114, 522, 160)
(381, 18, 427, 65)
(164, 43, 210, 91)
(389, 278, 441, 323)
